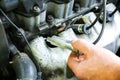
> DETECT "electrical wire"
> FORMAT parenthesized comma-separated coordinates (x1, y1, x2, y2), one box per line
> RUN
(93, 0, 106, 44)
(66, 6, 103, 30)
(0, 8, 32, 55)
(86, 7, 103, 30)
(0, 8, 42, 72)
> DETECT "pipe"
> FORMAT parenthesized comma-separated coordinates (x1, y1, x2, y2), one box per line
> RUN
(12, 53, 37, 80)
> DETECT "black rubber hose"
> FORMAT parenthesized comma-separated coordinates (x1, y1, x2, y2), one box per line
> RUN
(12, 53, 37, 80)
(86, 7, 103, 30)
(93, 0, 106, 44)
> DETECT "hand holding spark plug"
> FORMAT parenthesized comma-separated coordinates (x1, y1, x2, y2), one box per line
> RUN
(47, 36, 120, 80)
(68, 39, 120, 80)
(47, 36, 83, 56)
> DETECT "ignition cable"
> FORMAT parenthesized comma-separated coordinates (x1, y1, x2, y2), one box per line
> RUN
(86, 7, 103, 30)
(93, 0, 107, 44)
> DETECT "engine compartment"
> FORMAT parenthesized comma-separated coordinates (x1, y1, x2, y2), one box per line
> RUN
(0, 0, 120, 80)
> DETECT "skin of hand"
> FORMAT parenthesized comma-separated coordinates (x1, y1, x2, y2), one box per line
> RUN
(68, 39, 120, 80)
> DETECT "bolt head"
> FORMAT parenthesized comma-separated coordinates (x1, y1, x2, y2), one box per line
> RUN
(33, 6, 40, 13)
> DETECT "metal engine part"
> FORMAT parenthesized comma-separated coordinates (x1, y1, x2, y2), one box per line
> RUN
(15, 12, 46, 32)
(76, 0, 96, 8)
(25, 29, 77, 80)
(47, 0, 74, 18)
(0, 18, 9, 65)
(12, 53, 37, 80)
(0, 0, 120, 80)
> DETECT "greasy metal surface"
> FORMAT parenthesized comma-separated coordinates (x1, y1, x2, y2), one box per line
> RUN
(26, 29, 77, 80)
(16, 11, 46, 32)
(0, 19, 9, 65)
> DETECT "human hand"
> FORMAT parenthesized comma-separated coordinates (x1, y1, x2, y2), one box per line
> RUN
(68, 39, 120, 80)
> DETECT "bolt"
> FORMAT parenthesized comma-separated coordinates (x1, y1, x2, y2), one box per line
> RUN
(47, 15, 54, 24)
(33, 6, 40, 13)
(95, 6, 99, 10)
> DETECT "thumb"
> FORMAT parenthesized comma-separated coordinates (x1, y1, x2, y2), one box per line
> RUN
(71, 39, 93, 55)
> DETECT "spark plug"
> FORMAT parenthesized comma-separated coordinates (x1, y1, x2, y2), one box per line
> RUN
(47, 36, 83, 55)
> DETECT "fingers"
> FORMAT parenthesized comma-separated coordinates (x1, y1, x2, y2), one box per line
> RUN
(71, 39, 92, 55)
(69, 52, 86, 62)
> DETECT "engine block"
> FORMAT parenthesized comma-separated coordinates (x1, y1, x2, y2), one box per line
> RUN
(0, 0, 120, 80)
